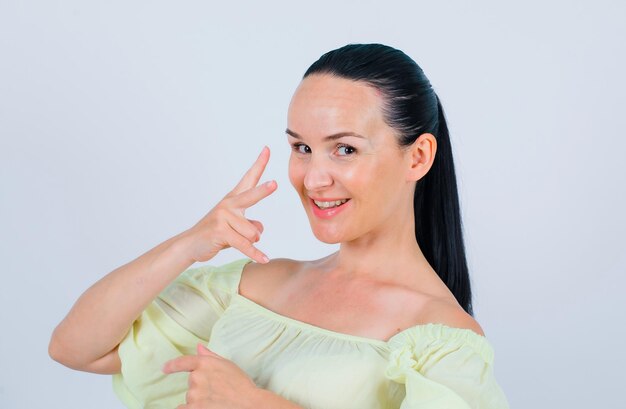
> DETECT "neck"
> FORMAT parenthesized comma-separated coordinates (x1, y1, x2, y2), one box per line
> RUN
(324, 209, 438, 289)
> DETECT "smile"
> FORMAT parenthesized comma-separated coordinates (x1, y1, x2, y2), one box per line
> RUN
(309, 197, 351, 219)
(313, 198, 349, 209)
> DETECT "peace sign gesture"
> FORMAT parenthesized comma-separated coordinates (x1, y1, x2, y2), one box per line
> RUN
(181, 146, 277, 264)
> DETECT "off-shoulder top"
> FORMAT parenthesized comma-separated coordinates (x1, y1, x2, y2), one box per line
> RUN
(112, 258, 510, 409)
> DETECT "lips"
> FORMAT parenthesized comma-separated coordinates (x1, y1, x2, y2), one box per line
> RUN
(313, 198, 349, 209)
(309, 197, 351, 219)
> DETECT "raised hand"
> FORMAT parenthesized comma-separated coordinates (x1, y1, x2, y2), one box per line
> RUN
(181, 146, 277, 264)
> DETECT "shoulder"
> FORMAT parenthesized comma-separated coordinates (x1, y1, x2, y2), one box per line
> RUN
(419, 297, 485, 337)
(239, 257, 305, 300)
(242, 257, 304, 278)
(386, 302, 507, 409)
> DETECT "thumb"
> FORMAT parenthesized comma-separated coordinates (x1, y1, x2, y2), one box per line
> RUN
(197, 343, 213, 356)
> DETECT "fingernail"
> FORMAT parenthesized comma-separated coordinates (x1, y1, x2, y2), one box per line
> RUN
(262, 255, 269, 263)
(265, 180, 275, 188)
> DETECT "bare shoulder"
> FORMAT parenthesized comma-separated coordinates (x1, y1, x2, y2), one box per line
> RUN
(242, 257, 304, 276)
(420, 297, 485, 337)
(239, 257, 304, 300)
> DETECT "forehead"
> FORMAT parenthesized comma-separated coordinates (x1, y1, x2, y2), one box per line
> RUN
(287, 74, 386, 138)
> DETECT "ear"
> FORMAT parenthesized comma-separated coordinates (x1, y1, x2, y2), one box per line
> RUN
(405, 133, 437, 182)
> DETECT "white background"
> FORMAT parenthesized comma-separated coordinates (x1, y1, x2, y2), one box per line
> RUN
(1, 1, 625, 408)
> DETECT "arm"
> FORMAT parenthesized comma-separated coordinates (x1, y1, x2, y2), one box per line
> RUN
(48, 232, 195, 372)
(49, 146, 276, 374)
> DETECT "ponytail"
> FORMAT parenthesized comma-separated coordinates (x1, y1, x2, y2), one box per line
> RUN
(414, 96, 473, 315)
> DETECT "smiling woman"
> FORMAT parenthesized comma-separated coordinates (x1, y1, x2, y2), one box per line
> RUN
(49, 43, 510, 409)
(286, 73, 426, 246)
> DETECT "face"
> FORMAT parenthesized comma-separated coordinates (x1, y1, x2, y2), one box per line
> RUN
(287, 74, 419, 244)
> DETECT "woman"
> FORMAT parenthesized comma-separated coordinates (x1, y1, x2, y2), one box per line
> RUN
(49, 43, 510, 409)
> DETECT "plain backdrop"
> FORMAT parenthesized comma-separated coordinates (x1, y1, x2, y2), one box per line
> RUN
(1, 1, 625, 408)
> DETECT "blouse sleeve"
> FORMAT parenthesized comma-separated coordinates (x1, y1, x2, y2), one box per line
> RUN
(112, 258, 252, 409)
(384, 323, 510, 409)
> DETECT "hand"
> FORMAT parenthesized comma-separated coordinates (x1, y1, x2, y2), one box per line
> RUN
(181, 146, 277, 264)
(163, 343, 260, 409)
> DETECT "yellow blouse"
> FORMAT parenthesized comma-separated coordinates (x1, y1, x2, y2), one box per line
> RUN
(112, 258, 510, 409)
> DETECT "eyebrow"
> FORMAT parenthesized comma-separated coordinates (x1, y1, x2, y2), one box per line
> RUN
(285, 128, 366, 141)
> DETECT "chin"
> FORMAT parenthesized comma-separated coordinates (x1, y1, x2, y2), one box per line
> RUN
(309, 224, 352, 244)
(301, 199, 360, 244)
(313, 233, 342, 244)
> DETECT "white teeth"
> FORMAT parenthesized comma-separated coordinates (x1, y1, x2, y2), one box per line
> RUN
(313, 198, 348, 209)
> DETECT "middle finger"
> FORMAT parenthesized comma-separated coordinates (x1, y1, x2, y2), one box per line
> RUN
(233, 180, 277, 209)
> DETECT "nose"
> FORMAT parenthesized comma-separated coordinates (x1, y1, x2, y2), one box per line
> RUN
(303, 155, 333, 192)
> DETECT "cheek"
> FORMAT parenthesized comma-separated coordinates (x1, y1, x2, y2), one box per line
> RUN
(347, 153, 391, 183)
(349, 158, 403, 205)
(338, 165, 368, 193)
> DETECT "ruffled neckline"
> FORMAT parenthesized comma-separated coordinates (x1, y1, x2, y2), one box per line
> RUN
(232, 258, 494, 359)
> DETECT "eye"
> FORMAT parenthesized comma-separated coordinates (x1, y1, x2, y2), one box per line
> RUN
(337, 144, 357, 156)
(291, 143, 311, 154)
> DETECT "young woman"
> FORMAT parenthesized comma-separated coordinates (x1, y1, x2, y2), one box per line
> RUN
(50, 43, 510, 409)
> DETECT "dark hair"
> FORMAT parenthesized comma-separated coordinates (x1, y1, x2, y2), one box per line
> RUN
(303, 43, 473, 316)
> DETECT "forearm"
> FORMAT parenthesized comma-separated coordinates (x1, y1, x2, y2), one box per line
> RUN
(253, 388, 305, 409)
(49, 231, 195, 369)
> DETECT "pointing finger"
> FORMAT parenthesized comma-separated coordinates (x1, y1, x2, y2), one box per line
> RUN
(229, 146, 270, 196)
(196, 343, 217, 357)
(162, 356, 200, 374)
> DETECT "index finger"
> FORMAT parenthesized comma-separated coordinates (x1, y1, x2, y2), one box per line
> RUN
(162, 355, 201, 374)
(229, 146, 270, 196)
